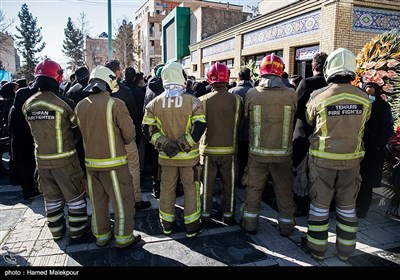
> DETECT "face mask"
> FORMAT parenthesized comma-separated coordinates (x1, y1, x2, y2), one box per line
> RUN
(369, 95, 376, 103)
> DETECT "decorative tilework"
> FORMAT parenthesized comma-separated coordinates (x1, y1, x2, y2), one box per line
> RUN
(202, 39, 235, 58)
(243, 10, 320, 49)
(353, 7, 400, 32)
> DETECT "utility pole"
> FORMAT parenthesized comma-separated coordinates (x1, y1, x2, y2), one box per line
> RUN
(108, 0, 112, 60)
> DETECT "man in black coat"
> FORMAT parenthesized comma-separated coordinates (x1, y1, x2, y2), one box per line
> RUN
(357, 82, 393, 217)
(9, 81, 40, 199)
(292, 52, 328, 215)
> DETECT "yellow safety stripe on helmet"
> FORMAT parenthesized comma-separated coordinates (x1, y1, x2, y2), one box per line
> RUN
(184, 181, 201, 225)
(309, 149, 365, 160)
(159, 209, 175, 222)
(37, 149, 76, 160)
(106, 99, 116, 158)
(337, 236, 356, 246)
(230, 155, 235, 213)
(233, 97, 241, 147)
(308, 224, 330, 232)
(47, 212, 64, 223)
(252, 105, 261, 147)
(111, 170, 124, 236)
(87, 173, 98, 235)
(85, 156, 128, 168)
(159, 149, 199, 160)
(249, 146, 292, 156)
(337, 221, 358, 233)
(143, 116, 156, 125)
(203, 146, 237, 155)
(282, 106, 292, 149)
(307, 234, 328, 246)
(243, 211, 258, 219)
(23, 100, 64, 115)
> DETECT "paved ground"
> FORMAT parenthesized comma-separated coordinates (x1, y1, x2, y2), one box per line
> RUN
(0, 175, 399, 271)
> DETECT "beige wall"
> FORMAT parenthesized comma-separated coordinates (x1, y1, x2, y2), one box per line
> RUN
(190, 0, 400, 79)
(0, 33, 17, 74)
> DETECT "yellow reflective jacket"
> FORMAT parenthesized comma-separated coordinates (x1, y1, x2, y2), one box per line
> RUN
(23, 91, 79, 169)
(306, 83, 371, 170)
(75, 91, 135, 171)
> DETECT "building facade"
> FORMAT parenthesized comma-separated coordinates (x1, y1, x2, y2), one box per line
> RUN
(0, 32, 19, 76)
(134, 0, 243, 75)
(188, 0, 400, 80)
(85, 33, 115, 72)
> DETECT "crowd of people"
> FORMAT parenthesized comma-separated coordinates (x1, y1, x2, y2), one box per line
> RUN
(0, 45, 397, 260)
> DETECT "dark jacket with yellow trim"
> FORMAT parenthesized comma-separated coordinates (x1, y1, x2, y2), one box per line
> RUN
(306, 82, 371, 170)
(199, 84, 243, 156)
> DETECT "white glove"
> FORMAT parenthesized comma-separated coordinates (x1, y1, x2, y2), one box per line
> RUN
(293, 156, 310, 197)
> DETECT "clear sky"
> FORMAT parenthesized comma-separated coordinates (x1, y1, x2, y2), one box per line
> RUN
(0, 0, 259, 69)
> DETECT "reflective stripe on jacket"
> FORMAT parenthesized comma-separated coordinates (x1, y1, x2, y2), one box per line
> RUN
(143, 92, 206, 167)
(245, 86, 297, 163)
(75, 92, 135, 171)
(23, 91, 79, 168)
(199, 85, 243, 156)
(306, 83, 371, 170)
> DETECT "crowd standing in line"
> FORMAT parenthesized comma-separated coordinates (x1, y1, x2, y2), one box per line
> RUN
(0, 45, 397, 260)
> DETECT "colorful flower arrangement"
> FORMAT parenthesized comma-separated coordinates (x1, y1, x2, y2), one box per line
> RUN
(352, 29, 400, 95)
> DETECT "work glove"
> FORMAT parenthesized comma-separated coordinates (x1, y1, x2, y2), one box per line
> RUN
(293, 156, 310, 197)
(177, 135, 192, 153)
(162, 141, 180, 158)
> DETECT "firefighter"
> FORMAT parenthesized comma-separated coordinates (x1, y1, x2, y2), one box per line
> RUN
(240, 54, 297, 236)
(199, 62, 243, 224)
(75, 66, 141, 248)
(305, 48, 371, 261)
(22, 58, 89, 240)
(142, 62, 206, 238)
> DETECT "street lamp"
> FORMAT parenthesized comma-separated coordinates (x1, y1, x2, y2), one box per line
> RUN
(108, 0, 112, 60)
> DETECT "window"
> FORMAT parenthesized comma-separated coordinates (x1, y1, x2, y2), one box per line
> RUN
(244, 50, 283, 66)
(193, 64, 198, 72)
(151, 40, 155, 47)
(150, 58, 156, 68)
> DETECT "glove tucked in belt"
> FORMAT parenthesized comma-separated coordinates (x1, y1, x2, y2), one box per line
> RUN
(177, 135, 192, 153)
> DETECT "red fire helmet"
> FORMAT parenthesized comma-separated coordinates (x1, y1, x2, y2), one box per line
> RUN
(34, 58, 64, 84)
(259, 54, 284, 77)
(207, 62, 230, 84)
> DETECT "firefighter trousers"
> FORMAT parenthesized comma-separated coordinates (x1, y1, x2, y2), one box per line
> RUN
(126, 140, 142, 203)
(38, 157, 88, 240)
(241, 156, 295, 232)
(87, 165, 136, 247)
(159, 165, 201, 234)
(201, 155, 236, 221)
(307, 157, 361, 256)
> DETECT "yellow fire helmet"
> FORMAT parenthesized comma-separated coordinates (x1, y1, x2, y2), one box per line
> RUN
(324, 47, 356, 83)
